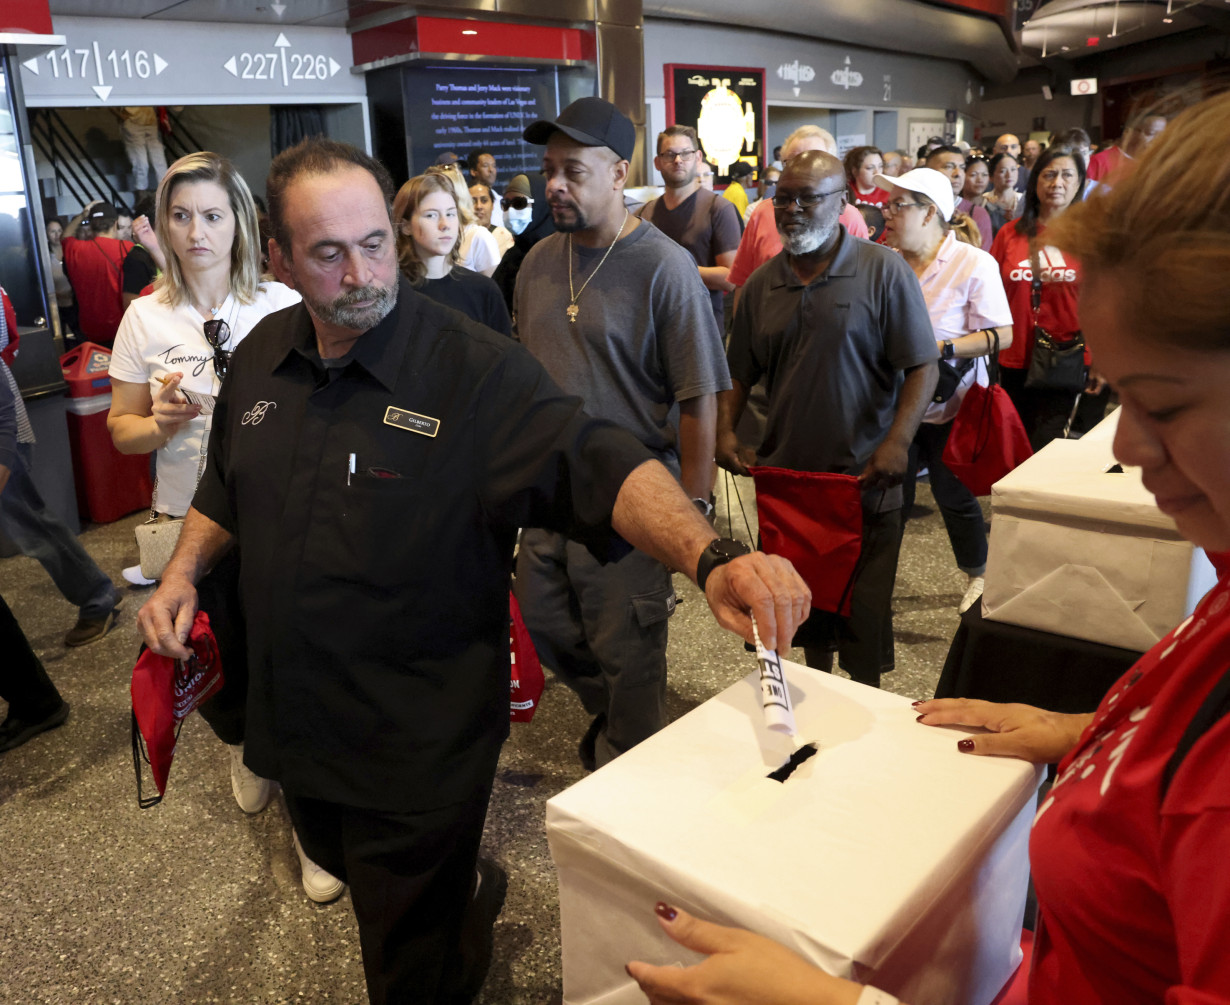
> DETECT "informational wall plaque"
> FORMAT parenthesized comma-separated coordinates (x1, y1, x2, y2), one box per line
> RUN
(665, 65, 765, 185)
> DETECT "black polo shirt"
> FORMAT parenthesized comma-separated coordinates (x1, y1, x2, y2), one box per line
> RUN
(192, 279, 650, 812)
(727, 230, 937, 511)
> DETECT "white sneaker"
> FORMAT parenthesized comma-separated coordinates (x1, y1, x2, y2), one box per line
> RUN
(293, 830, 345, 903)
(959, 575, 986, 614)
(122, 564, 158, 586)
(227, 744, 275, 814)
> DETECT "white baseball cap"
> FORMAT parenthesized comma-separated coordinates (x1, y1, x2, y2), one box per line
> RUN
(874, 167, 955, 221)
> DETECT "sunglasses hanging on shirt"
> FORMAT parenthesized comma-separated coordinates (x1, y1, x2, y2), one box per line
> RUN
(203, 319, 232, 381)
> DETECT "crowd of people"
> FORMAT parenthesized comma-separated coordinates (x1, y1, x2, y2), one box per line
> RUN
(2, 85, 1226, 1005)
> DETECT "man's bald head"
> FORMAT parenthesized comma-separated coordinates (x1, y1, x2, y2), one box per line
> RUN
(995, 133, 1021, 158)
(782, 149, 844, 187)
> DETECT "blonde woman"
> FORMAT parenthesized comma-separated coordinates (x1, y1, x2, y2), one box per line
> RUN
(107, 153, 342, 904)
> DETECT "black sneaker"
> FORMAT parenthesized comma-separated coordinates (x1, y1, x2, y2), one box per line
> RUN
(454, 857, 508, 1001)
(0, 702, 70, 753)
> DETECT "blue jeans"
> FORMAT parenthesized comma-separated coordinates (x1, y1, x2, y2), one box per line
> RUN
(0, 443, 116, 617)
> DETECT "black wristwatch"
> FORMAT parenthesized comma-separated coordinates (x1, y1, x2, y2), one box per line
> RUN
(941, 340, 956, 360)
(696, 537, 751, 592)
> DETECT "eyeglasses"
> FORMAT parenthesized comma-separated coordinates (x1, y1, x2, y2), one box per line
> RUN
(501, 195, 532, 212)
(771, 190, 844, 210)
(203, 319, 232, 380)
(883, 200, 925, 216)
(659, 149, 698, 163)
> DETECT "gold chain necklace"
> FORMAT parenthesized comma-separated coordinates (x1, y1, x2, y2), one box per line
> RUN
(566, 209, 629, 323)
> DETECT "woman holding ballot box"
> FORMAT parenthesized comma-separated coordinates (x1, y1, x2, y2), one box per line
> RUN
(106, 154, 340, 903)
(628, 93, 1230, 1005)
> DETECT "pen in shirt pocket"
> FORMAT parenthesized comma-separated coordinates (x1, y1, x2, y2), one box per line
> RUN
(348, 452, 356, 486)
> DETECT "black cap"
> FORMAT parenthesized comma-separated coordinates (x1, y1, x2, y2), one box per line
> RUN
(523, 97, 635, 162)
(89, 202, 118, 224)
(434, 151, 461, 166)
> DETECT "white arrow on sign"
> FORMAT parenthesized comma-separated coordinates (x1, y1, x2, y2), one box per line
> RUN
(272, 2, 286, 13)
(224, 55, 238, 76)
(275, 33, 291, 47)
(329, 57, 341, 77)
(23, 57, 39, 74)
(155, 54, 168, 75)
(93, 85, 113, 100)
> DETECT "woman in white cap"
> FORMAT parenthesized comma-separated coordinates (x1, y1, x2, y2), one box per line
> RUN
(878, 167, 1013, 613)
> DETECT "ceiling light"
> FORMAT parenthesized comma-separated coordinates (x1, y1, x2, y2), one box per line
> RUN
(1163, 16, 1173, 21)
(462, 29, 478, 34)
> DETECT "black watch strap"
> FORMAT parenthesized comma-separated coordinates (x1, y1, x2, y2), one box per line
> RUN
(696, 537, 752, 593)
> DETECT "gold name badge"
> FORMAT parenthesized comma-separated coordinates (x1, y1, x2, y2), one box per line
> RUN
(383, 406, 440, 438)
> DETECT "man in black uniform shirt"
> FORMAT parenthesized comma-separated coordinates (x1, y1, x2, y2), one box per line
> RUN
(137, 139, 808, 1005)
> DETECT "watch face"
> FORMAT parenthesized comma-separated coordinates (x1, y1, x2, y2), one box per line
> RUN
(711, 538, 751, 561)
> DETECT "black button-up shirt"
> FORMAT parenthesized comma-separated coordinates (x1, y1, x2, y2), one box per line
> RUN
(192, 280, 650, 811)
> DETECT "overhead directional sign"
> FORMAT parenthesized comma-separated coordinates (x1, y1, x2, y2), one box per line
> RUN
(21, 16, 362, 105)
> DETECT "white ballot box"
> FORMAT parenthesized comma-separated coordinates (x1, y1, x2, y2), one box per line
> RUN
(984, 409, 1216, 651)
(546, 662, 1042, 1005)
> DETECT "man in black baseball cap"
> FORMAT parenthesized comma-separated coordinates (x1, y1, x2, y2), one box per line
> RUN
(523, 95, 636, 162)
(514, 96, 733, 770)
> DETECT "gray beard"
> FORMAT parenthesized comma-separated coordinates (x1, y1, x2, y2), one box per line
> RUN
(306, 281, 398, 332)
(779, 217, 838, 256)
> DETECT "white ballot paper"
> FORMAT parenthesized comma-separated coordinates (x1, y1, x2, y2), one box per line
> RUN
(752, 617, 796, 736)
(179, 387, 216, 415)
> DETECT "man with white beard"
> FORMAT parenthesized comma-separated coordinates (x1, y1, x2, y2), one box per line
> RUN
(715, 150, 938, 688)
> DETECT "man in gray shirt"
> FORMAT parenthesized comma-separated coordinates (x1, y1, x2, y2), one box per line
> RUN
(638, 124, 743, 336)
(515, 98, 731, 769)
(718, 150, 938, 688)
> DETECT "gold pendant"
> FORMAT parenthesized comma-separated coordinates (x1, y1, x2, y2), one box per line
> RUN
(566, 303, 579, 323)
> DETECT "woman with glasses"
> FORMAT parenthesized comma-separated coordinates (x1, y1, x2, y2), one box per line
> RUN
(990, 144, 1102, 449)
(105, 154, 341, 906)
(392, 173, 511, 335)
(879, 168, 1013, 614)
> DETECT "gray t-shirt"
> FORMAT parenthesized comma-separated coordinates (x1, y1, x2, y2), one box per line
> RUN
(639, 189, 742, 335)
(515, 221, 730, 466)
(727, 230, 937, 510)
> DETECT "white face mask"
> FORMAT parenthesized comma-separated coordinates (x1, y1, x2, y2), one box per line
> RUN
(506, 204, 533, 235)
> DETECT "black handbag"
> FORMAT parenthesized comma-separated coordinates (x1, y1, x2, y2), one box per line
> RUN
(933, 357, 976, 403)
(1024, 245, 1086, 393)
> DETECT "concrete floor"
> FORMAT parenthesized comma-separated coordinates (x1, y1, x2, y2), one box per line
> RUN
(0, 477, 981, 1004)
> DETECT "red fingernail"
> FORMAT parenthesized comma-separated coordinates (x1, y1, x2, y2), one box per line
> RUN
(911, 700, 924, 707)
(655, 902, 677, 921)
(958, 739, 975, 753)
(916, 714, 926, 723)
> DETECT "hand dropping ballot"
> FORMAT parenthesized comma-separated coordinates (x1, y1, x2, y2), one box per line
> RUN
(752, 616, 796, 736)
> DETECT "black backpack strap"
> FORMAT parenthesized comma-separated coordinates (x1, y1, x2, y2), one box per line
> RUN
(1160, 663, 1230, 800)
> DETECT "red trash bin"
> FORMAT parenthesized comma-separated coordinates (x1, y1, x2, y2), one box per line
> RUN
(60, 342, 153, 523)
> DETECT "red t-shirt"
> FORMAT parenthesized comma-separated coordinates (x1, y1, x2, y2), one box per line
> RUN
(62, 235, 134, 344)
(989, 222, 1084, 370)
(849, 185, 891, 208)
(1086, 145, 1127, 183)
(1029, 552, 1230, 1005)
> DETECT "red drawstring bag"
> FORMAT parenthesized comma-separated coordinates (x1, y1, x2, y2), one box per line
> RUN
(943, 359, 1033, 497)
(750, 466, 864, 617)
(509, 592, 544, 723)
(131, 610, 225, 807)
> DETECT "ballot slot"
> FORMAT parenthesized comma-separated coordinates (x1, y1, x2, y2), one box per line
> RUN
(767, 742, 818, 782)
